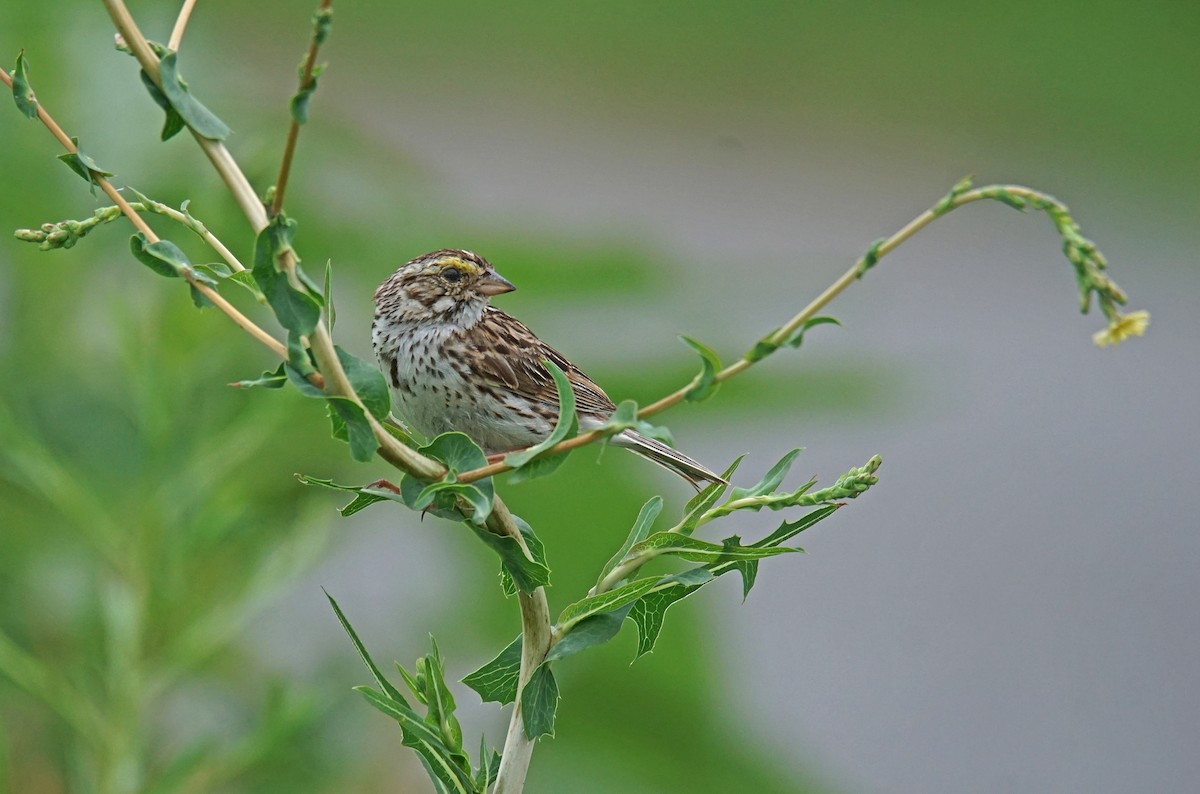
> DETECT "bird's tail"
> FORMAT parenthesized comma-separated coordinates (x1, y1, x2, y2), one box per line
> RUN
(613, 430, 727, 491)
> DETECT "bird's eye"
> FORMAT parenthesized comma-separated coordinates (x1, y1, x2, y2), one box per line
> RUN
(442, 267, 462, 283)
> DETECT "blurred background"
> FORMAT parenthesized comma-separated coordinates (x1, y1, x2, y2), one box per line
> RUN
(1, 1, 1196, 792)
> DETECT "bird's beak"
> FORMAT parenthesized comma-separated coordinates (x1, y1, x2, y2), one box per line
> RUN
(477, 270, 516, 296)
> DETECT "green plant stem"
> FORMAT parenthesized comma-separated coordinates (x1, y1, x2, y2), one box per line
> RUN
(491, 500, 552, 794)
(0, 65, 285, 360)
(99, 8, 557, 789)
(272, 0, 333, 215)
(453, 182, 1108, 486)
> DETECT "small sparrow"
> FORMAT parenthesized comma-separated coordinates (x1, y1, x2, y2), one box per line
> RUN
(372, 249, 724, 488)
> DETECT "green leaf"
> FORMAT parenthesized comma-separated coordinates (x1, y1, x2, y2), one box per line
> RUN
(627, 531, 799, 564)
(731, 448, 803, 501)
(138, 69, 185, 140)
(475, 734, 501, 792)
(398, 433, 494, 524)
(423, 431, 488, 473)
(290, 64, 323, 125)
(504, 360, 577, 482)
(58, 138, 113, 193)
(680, 335, 721, 401)
(733, 559, 758, 600)
(520, 664, 559, 739)
(544, 604, 633, 664)
(189, 284, 212, 308)
(417, 638, 467, 764)
(335, 345, 390, 420)
(781, 315, 840, 349)
(155, 51, 231, 141)
(498, 515, 550, 596)
(11, 51, 38, 118)
(284, 351, 323, 395)
(596, 496, 662, 589)
(324, 590, 406, 703)
(327, 397, 379, 462)
(628, 583, 706, 659)
(468, 522, 550, 593)
(596, 399, 674, 446)
(731, 505, 841, 599)
(294, 474, 396, 516)
(323, 260, 336, 329)
(355, 687, 474, 794)
(752, 504, 840, 549)
(231, 363, 288, 389)
(251, 215, 321, 338)
(628, 505, 844, 658)
(676, 455, 742, 535)
(129, 233, 190, 279)
(557, 576, 663, 632)
(462, 634, 521, 705)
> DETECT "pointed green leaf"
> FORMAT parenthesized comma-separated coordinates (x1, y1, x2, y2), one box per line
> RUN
(680, 335, 722, 401)
(419, 637, 466, 764)
(12, 51, 38, 118)
(324, 591, 406, 703)
(335, 345, 390, 420)
(58, 138, 112, 194)
(138, 69, 185, 140)
(520, 664, 559, 739)
(294, 474, 395, 516)
(129, 233, 191, 279)
(597, 399, 674, 445)
(544, 604, 633, 664)
(327, 397, 378, 462)
(323, 260, 336, 329)
(504, 361, 577, 481)
(462, 634, 521, 705)
(558, 576, 663, 631)
(355, 687, 474, 794)
(734, 559, 758, 600)
(156, 51, 231, 141)
(468, 522, 550, 593)
(628, 585, 699, 658)
(500, 515, 549, 595)
(781, 315, 841, 349)
(730, 448, 802, 501)
(752, 504, 841, 549)
(252, 215, 320, 338)
(627, 531, 799, 563)
(676, 455, 742, 535)
(475, 734, 501, 792)
(596, 496, 662, 588)
(231, 363, 288, 389)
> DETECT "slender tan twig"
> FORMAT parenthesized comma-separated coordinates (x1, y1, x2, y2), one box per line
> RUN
(454, 183, 1122, 485)
(168, 0, 199, 52)
(104, 0, 268, 230)
(272, 0, 333, 215)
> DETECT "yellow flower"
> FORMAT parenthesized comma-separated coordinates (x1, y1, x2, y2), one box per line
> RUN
(1092, 310, 1150, 348)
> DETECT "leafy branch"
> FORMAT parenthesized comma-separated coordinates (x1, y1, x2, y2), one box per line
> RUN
(451, 176, 1147, 486)
(3, 2, 1148, 791)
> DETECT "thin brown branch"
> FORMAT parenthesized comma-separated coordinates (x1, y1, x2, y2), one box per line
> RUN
(272, 0, 333, 215)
